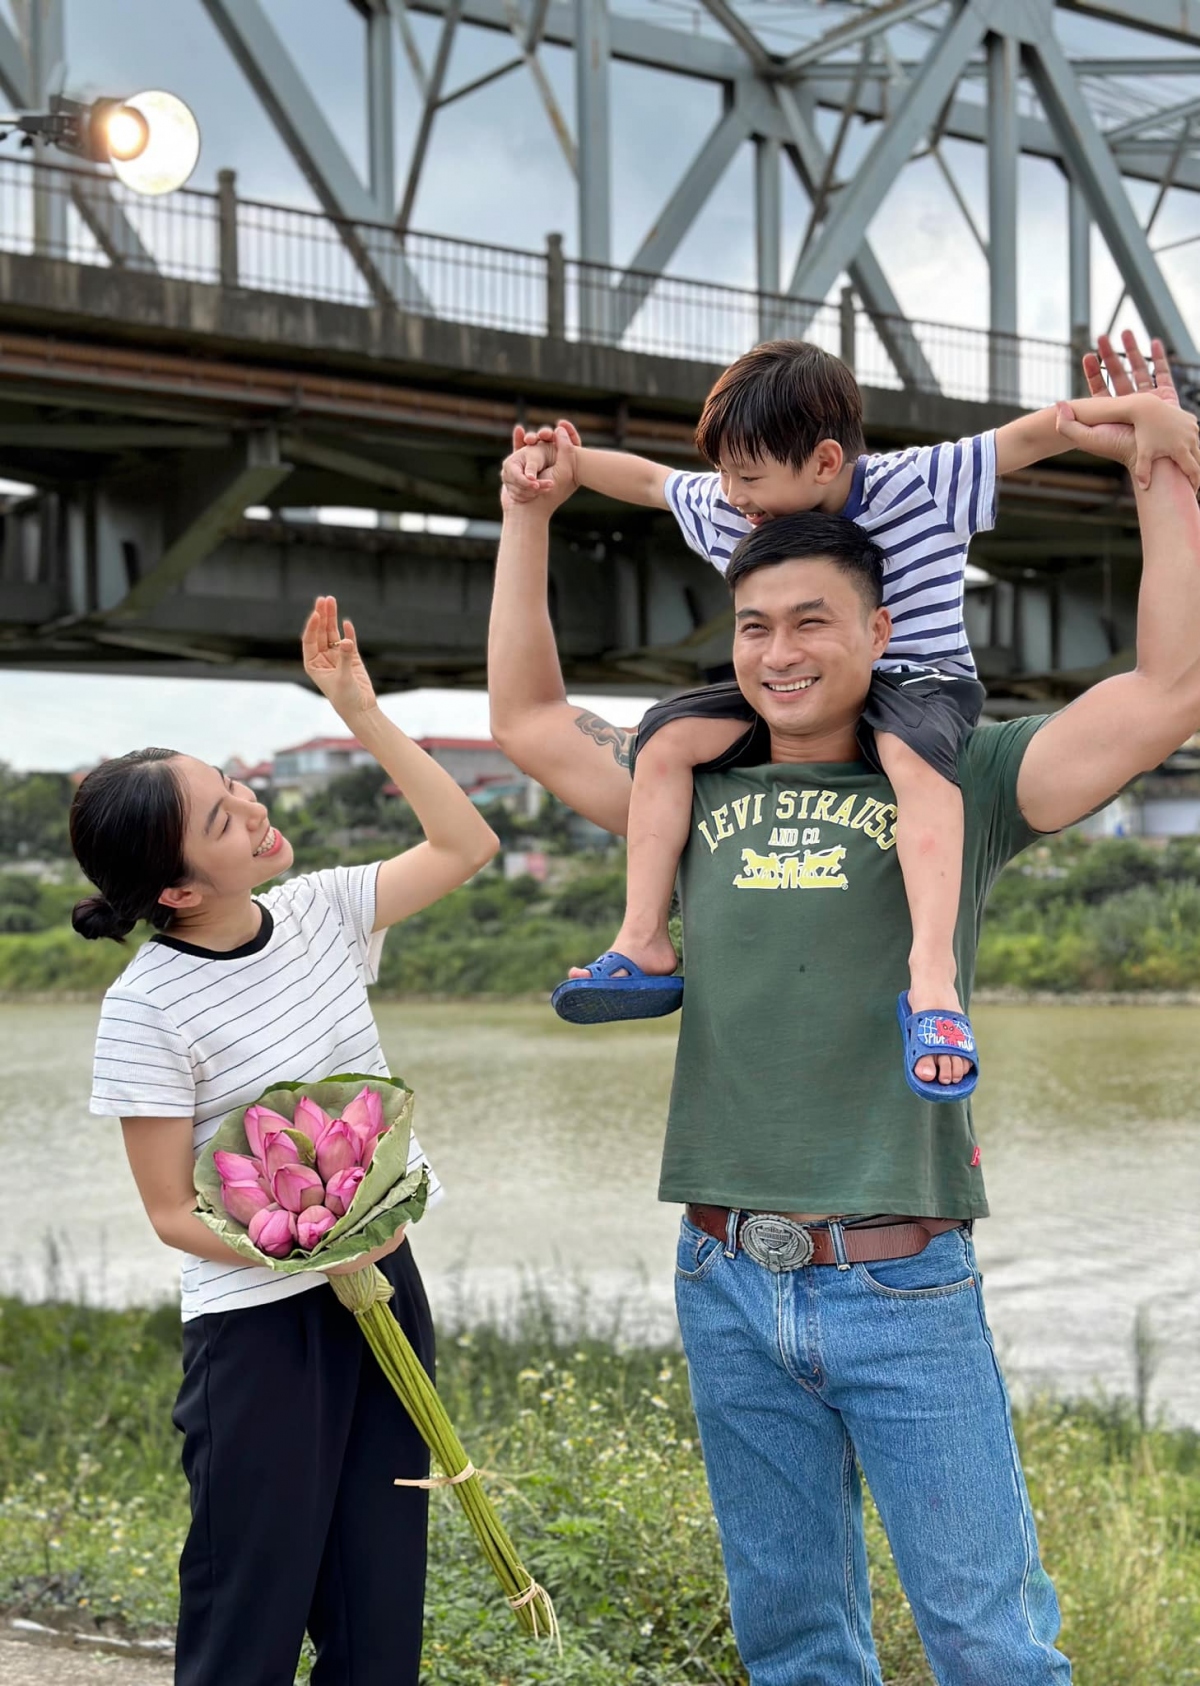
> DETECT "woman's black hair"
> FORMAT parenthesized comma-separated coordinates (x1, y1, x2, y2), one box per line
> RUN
(70, 749, 189, 942)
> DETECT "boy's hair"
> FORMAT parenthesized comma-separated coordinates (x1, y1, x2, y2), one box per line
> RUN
(695, 339, 866, 471)
(725, 511, 884, 611)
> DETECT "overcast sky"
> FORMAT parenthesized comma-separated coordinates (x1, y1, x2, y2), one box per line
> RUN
(1, 0, 1196, 769)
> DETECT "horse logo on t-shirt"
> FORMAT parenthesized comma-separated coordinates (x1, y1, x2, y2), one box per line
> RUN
(733, 844, 848, 891)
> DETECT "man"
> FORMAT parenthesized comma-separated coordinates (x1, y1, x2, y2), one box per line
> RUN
(487, 338, 1200, 1684)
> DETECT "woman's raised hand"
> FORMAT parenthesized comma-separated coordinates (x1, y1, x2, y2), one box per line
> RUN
(302, 595, 378, 722)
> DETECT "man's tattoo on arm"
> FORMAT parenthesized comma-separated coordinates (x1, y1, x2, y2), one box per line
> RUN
(573, 709, 635, 770)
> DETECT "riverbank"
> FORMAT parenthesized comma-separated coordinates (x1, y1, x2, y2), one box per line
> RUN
(9, 830, 1200, 999)
(1, 1295, 1197, 1685)
(7, 979, 1200, 1008)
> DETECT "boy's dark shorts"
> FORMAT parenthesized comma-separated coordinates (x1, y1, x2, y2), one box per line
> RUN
(630, 666, 986, 786)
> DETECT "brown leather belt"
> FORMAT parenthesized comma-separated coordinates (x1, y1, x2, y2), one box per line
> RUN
(686, 1204, 965, 1269)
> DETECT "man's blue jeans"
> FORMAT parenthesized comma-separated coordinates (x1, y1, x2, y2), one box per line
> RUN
(674, 1217, 1071, 1685)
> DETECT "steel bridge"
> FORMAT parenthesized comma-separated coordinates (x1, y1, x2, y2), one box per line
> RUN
(1, 0, 1199, 705)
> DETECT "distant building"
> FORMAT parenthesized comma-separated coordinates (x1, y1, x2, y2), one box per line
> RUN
(412, 737, 524, 792)
(224, 756, 275, 794)
(236, 732, 543, 815)
(1072, 733, 1200, 839)
(390, 738, 542, 817)
(503, 849, 548, 882)
(269, 736, 377, 799)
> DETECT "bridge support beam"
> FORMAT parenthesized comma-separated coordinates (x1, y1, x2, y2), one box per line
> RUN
(1068, 175, 1092, 391)
(1023, 22, 1199, 361)
(27, 0, 66, 257)
(987, 30, 1020, 403)
(201, 0, 429, 307)
(773, 82, 941, 393)
(575, 0, 612, 340)
(755, 134, 781, 340)
(109, 431, 291, 620)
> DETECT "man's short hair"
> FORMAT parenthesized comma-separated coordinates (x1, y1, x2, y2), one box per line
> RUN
(695, 340, 866, 471)
(725, 512, 885, 611)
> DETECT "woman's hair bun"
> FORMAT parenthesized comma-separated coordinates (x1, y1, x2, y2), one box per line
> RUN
(72, 894, 136, 943)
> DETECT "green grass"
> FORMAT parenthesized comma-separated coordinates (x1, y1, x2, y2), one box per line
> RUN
(0, 1292, 1198, 1683)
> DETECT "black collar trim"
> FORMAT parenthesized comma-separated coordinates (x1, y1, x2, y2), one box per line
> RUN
(150, 902, 274, 960)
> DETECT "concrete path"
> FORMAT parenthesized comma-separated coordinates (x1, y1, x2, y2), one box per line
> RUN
(0, 1636, 170, 1683)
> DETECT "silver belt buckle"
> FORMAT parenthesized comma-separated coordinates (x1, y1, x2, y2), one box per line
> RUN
(740, 1212, 815, 1272)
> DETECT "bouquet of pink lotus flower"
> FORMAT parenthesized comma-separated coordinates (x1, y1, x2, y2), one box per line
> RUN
(194, 1075, 557, 1642)
(195, 1076, 428, 1271)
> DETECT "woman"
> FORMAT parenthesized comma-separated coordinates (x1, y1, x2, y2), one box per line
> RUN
(72, 597, 498, 1686)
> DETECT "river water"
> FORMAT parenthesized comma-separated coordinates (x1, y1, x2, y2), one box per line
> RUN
(3, 999, 1199, 1424)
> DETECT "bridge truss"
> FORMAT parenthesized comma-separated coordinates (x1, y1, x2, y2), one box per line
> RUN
(3, 2, 1200, 375)
(208, 0, 1200, 372)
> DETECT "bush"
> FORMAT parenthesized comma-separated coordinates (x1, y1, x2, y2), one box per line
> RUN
(976, 928, 1090, 993)
(7, 830, 1200, 999)
(374, 918, 606, 995)
(549, 869, 627, 927)
(1066, 837, 1165, 904)
(0, 874, 85, 934)
(0, 767, 73, 859)
(0, 927, 132, 993)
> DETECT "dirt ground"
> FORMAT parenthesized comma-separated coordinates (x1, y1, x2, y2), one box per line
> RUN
(0, 1636, 171, 1683)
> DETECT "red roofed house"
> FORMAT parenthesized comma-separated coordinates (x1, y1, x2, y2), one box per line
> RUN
(412, 737, 522, 792)
(270, 736, 377, 800)
(239, 733, 541, 816)
(384, 738, 541, 816)
(224, 756, 275, 795)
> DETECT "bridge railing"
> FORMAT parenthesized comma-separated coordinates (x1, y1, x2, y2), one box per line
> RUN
(0, 154, 1124, 412)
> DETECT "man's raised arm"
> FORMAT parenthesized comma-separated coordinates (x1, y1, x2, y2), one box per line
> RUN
(488, 440, 635, 835)
(1017, 343, 1200, 833)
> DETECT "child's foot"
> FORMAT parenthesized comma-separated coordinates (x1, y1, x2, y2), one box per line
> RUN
(568, 927, 679, 981)
(906, 974, 970, 1087)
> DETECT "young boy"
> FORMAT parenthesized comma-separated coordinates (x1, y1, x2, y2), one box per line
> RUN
(502, 333, 1200, 1095)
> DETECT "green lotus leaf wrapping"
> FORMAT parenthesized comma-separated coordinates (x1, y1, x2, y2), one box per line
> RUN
(193, 1073, 428, 1275)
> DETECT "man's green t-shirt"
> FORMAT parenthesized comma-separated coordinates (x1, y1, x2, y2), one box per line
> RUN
(660, 716, 1047, 1220)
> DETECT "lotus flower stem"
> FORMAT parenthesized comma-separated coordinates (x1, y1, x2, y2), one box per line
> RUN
(329, 1265, 559, 1644)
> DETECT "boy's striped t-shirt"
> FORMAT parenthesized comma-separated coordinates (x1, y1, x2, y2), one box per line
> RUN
(664, 432, 997, 678)
(89, 863, 441, 1321)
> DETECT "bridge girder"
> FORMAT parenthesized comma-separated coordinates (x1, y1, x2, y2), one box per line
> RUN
(0, 266, 1145, 706)
(0, 0, 1196, 705)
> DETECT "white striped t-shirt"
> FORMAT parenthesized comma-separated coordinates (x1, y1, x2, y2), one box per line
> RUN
(664, 432, 997, 677)
(89, 863, 441, 1321)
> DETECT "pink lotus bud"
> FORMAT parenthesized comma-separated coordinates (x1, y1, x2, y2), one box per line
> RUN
(248, 1204, 297, 1258)
(214, 1150, 266, 1187)
(264, 1134, 302, 1179)
(294, 1096, 334, 1151)
(316, 1122, 359, 1180)
(243, 1104, 293, 1164)
(324, 1165, 365, 1218)
(296, 1205, 337, 1251)
(341, 1085, 385, 1146)
(220, 1177, 273, 1226)
(272, 1163, 325, 1214)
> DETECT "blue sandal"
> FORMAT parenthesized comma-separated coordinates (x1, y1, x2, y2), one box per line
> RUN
(551, 951, 684, 1025)
(895, 992, 979, 1102)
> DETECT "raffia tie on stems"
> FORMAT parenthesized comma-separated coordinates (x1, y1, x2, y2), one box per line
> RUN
(329, 1264, 560, 1646)
(394, 1462, 477, 1488)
